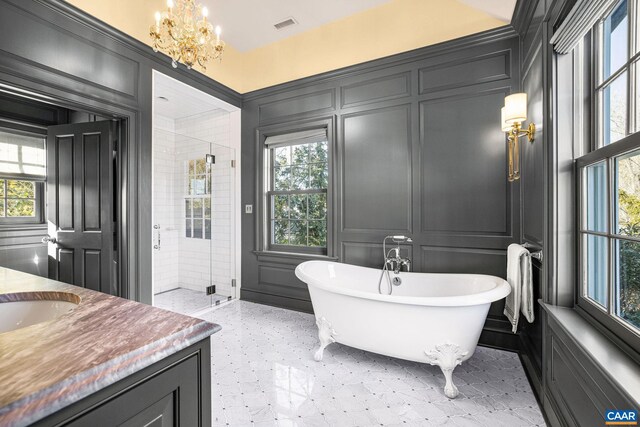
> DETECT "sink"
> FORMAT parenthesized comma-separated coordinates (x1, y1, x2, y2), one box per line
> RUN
(0, 292, 80, 334)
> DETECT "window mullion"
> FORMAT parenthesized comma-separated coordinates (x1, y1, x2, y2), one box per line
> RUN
(608, 155, 615, 314)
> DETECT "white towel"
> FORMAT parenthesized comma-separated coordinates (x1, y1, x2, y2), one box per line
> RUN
(504, 243, 534, 333)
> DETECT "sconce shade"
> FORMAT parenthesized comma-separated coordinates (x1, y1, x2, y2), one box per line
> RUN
(504, 93, 527, 124)
(501, 107, 511, 132)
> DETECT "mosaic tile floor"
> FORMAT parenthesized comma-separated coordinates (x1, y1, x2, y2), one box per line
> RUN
(153, 287, 230, 315)
(198, 301, 546, 427)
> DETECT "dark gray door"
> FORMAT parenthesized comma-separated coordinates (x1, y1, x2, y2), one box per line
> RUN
(46, 121, 116, 295)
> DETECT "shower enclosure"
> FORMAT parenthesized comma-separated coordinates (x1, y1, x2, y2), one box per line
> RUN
(152, 126, 236, 315)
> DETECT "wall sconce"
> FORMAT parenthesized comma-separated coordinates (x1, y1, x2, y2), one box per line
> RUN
(501, 93, 535, 182)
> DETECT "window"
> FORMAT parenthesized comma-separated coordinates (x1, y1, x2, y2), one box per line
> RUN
(265, 129, 328, 254)
(596, 0, 631, 146)
(0, 129, 45, 225)
(577, 0, 640, 344)
(185, 158, 211, 240)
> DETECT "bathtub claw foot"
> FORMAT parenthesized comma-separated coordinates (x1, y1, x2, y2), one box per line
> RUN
(314, 317, 337, 362)
(424, 343, 468, 399)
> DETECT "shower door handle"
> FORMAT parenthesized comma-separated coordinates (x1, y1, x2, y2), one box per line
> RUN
(153, 224, 161, 250)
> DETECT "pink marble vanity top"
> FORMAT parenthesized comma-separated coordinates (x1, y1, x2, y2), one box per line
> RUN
(0, 267, 220, 427)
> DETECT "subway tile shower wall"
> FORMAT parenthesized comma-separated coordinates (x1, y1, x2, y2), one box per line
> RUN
(152, 110, 234, 297)
(153, 117, 180, 294)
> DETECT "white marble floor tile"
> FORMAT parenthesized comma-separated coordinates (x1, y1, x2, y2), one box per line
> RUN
(199, 300, 545, 427)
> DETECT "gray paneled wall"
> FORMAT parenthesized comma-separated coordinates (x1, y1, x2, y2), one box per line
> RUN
(241, 27, 522, 349)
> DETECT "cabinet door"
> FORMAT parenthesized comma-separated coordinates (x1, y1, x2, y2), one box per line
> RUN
(65, 355, 200, 426)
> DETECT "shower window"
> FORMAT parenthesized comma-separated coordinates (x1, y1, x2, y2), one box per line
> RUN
(266, 130, 328, 254)
(185, 158, 211, 240)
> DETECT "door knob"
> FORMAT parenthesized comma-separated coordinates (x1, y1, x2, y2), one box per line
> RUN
(42, 236, 57, 244)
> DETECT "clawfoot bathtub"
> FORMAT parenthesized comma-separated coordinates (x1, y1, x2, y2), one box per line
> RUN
(295, 261, 511, 398)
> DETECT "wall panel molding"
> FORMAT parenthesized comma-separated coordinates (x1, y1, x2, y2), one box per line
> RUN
(418, 50, 511, 95)
(419, 88, 515, 239)
(340, 103, 413, 234)
(258, 89, 336, 125)
(340, 72, 411, 109)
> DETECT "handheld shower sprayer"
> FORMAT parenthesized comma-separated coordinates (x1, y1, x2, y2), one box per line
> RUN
(390, 235, 413, 243)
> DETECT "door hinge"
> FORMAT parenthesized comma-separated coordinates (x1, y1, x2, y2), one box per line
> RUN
(206, 285, 216, 295)
(231, 160, 236, 168)
(231, 279, 236, 288)
(206, 154, 215, 164)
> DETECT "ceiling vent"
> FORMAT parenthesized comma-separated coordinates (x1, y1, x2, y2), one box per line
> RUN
(274, 17, 297, 30)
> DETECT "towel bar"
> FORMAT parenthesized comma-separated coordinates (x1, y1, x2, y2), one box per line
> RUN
(522, 242, 543, 262)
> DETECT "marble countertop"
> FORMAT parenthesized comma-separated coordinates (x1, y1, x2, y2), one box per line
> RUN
(0, 267, 221, 427)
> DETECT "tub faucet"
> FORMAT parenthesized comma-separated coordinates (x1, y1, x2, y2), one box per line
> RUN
(383, 236, 412, 274)
(379, 235, 412, 295)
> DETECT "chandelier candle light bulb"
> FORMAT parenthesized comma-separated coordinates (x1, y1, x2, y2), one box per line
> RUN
(150, 0, 225, 70)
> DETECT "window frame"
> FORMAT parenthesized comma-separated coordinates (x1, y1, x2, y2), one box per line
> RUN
(577, 134, 640, 351)
(576, 0, 640, 353)
(0, 126, 46, 226)
(256, 118, 335, 258)
(0, 179, 45, 225)
(184, 158, 212, 240)
(266, 135, 329, 255)
(594, 0, 637, 147)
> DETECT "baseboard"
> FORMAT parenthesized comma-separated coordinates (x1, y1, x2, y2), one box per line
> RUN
(542, 389, 566, 427)
(478, 326, 520, 352)
(241, 288, 314, 313)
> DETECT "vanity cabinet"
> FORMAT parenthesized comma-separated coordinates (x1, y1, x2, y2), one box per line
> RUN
(32, 339, 211, 427)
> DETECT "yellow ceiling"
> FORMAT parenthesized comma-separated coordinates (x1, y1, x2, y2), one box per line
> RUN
(66, 0, 507, 94)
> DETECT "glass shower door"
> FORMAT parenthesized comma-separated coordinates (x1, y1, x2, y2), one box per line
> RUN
(152, 129, 235, 315)
(206, 143, 236, 304)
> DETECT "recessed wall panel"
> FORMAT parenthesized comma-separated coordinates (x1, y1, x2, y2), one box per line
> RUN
(84, 249, 101, 291)
(258, 265, 306, 290)
(58, 248, 74, 284)
(258, 90, 335, 123)
(343, 242, 413, 269)
(341, 72, 411, 108)
(419, 51, 510, 94)
(522, 48, 544, 245)
(420, 246, 506, 277)
(342, 105, 412, 232)
(57, 136, 74, 230)
(420, 91, 510, 236)
(83, 133, 101, 231)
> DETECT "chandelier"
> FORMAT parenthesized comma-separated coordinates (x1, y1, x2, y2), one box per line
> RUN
(150, 0, 225, 70)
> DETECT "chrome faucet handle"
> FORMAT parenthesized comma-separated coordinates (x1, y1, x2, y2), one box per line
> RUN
(401, 258, 412, 272)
